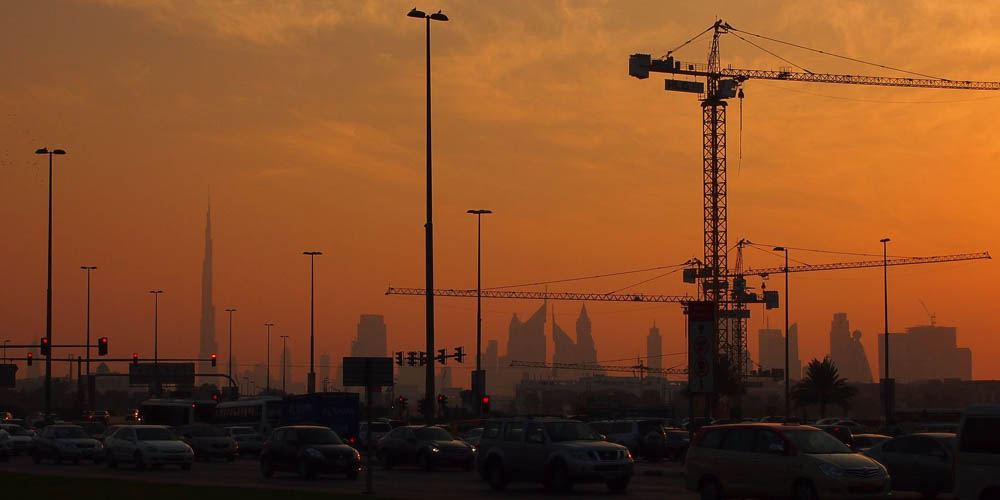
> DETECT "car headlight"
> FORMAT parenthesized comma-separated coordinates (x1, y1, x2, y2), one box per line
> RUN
(305, 448, 323, 459)
(470, 446, 477, 454)
(570, 451, 593, 461)
(819, 463, 845, 478)
(353, 449, 361, 459)
(430, 446, 440, 453)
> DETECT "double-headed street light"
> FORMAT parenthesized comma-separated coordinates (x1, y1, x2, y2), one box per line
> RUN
(773, 246, 790, 417)
(35, 146, 66, 415)
(225, 308, 237, 385)
(880, 237, 892, 423)
(467, 209, 492, 415)
(81, 266, 97, 376)
(408, 5, 448, 425)
(302, 251, 322, 394)
(149, 290, 163, 396)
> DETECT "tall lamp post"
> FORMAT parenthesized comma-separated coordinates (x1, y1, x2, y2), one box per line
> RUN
(81, 266, 97, 376)
(225, 308, 237, 387)
(773, 246, 790, 416)
(264, 323, 274, 393)
(467, 209, 492, 414)
(408, 5, 448, 425)
(880, 237, 892, 424)
(2, 340, 9, 362)
(302, 251, 322, 394)
(280, 335, 289, 394)
(149, 290, 163, 396)
(35, 146, 66, 415)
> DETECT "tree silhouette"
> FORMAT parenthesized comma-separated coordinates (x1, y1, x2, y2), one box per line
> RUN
(791, 357, 857, 418)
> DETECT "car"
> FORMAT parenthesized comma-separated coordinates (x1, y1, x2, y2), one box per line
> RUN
(462, 427, 484, 447)
(90, 410, 112, 424)
(225, 426, 264, 456)
(0, 423, 35, 454)
(74, 421, 106, 440)
(376, 425, 475, 471)
(813, 424, 856, 451)
(815, 417, 846, 426)
(590, 419, 669, 461)
(124, 409, 141, 422)
(98, 425, 122, 443)
(833, 420, 865, 434)
(476, 417, 634, 493)
(666, 429, 691, 461)
(954, 405, 1000, 500)
(259, 425, 360, 480)
(0, 429, 11, 461)
(358, 421, 392, 449)
(862, 432, 955, 498)
(178, 424, 238, 461)
(852, 433, 890, 452)
(685, 423, 889, 500)
(103, 425, 193, 470)
(31, 424, 104, 464)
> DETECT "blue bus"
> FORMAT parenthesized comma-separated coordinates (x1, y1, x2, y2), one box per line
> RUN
(279, 392, 360, 445)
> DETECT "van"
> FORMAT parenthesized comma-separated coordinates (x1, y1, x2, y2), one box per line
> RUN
(954, 405, 1000, 500)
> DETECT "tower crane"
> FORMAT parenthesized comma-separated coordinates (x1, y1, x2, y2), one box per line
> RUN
(628, 20, 1000, 382)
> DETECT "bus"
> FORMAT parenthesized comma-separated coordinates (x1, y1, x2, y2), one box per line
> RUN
(139, 399, 217, 427)
(280, 392, 360, 444)
(213, 397, 284, 437)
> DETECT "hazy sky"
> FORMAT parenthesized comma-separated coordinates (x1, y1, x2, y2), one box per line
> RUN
(2, 0, 998, 384)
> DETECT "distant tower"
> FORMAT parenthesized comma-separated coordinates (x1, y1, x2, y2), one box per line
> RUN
(319, 353, 331, 391)
(198, 199, 218, 374)
(351, 315, 387, 357)
(647, 321, 662, 371)
(575, 304, 597, 364)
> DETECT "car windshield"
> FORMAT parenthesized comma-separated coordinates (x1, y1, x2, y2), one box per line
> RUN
(3, 426, 31, 436)
(136, 427, 178, 441)
(53, 427, 88, 439)
(784, 429, 852, 454)
(230, 428, 256, 435)
(545, 421, 603, 442)
(414, 427, 454, 441)
(187, 425, 226, 437)
(298, 428, 343, 445)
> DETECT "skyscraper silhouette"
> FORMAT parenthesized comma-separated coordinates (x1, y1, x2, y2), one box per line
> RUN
(647, 321, 662, 372)
(198, 200, 218, 374)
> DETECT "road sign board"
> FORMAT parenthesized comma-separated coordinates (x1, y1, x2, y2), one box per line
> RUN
(342, 357, 394, 387)
(128, 363, 195, 387)
(666, 79, 705, 94)
(687, 301, 715, 393)
(0, 364, 16, 388)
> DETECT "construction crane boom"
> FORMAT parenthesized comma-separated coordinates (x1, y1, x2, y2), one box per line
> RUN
(386, 287, 693, 303)
(509, 359, 688, 376)
(734, 251, 991, 277)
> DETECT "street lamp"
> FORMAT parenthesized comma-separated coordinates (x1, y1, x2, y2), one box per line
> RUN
(467, 209, 492, 414)
(225, 308, 237, 386)
(81, 266, 97, 376)
(264, 323, 274, 393)
(408, 5, 448, 425)
(280, 335, 290, 394)
(880, 237, 892, 423)
(302, 251, 322, 394)
(773, 246, 790, 417)
(35, 146, 66, 415)
(149, 290, 163, 396)
(2, 340, 9, 363)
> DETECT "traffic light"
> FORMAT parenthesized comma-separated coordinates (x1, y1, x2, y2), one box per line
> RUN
(482, 396, 490, 414)
(211, 353, 217, 367)
(26, 353, 33, 366)
(98, 337, 108, 356)
(132, 353, 139, 365)
(40, 337, 50, 356)
(407, 351, 417, 367)
(437, 394, 449, 408)
(454, 346, 465, 363)
(395, 352, 403, 366)
(436, 348, 447, 365)
(211, 392, 221, 402)
(418, 351, 428, 366)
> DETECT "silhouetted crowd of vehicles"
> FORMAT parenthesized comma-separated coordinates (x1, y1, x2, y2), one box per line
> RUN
(1, 397, 998, 498)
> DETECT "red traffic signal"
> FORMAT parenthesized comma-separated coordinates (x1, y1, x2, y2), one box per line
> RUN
(482, 396, 490, 404)
(132, 353, 139, 365)
(211, 393, 220, 401)
(27, 352, 33, 366)
(98, 337, 109, 356)
(210, 353, 217, 367)
(40, 337, 50, 356)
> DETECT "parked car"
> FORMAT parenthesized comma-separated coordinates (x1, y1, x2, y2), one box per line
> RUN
(103, 425, 193, 470)
(259, 425, 360, 480)
(358, 421, 392, 448)
(853, 434, 890, 452)
(862, 433, 955, 498)
(225, 426, 264, 456)
(590, 419, 668, 461)
(178, 424, 238, 461)
(376, 425, 475, 471)
(814, 424, 856, 451)
(74, 421, 106, 440)
(0, 423, 35, 454)
(462, 427, 484, 447)
(954, 405, 1000, 500)
(476, 417, 633, 492)
(665, 429, 691, 461)
(685, 423, 889, 500)
(98, 425, 122, 444)
(31, 424, 104, 464)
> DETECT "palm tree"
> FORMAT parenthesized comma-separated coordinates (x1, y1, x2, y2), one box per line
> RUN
(791, 357, 857, 418)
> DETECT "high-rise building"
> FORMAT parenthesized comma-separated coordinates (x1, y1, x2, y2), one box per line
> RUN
(758, 324, 802, 381)
(351, 315, 387, 357)
(647, 322, 662, 372)
(575, 305, 597, 365)
(485, 340, 498, 372)
(877, 324, 972, 382)
(550, 305, 599, 378)
(198, 200, 218, 374)
(498, 302, 548, 389)
(319, 353, 331, 391)
(829, 313, 874, 383)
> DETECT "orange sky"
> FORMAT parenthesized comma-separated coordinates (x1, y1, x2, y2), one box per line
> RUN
(1, 1, 999, 386)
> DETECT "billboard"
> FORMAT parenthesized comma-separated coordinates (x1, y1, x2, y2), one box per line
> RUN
(342, 357, 394, 387)
(128, 363, 195, 387)
(687, 301, 715, 393)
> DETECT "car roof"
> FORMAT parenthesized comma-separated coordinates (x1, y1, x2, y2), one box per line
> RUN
(703, 423, 818, 431)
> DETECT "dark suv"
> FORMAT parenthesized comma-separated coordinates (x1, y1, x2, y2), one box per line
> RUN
(259, 426, 360, 480)
(476, 417, 634, 492)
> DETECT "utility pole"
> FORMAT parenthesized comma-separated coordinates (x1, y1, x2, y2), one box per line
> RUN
(280, 335, 289, 394)
(225, 308, 237, 384)
(302, 251, 322, 394)
(467, 209, 491, 414)
(35, 146, 66, 416)
(149, 290, 163, 397)
(81, 266, 97, 376)
(773, 246, 790, 416)
(881, 237, 892, 424)
(264, 323, 273, 393)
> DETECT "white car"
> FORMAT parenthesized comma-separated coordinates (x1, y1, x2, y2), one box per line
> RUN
(104, 425, 193, 470)
(954, 405, 1000, 500)
(0, 424, 34, 455)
